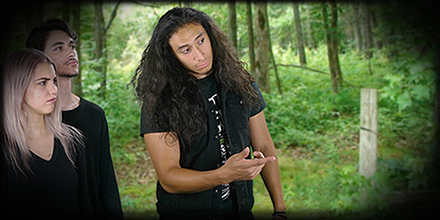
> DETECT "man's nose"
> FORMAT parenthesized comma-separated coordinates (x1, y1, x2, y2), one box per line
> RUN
(67, 47, 76, 58)
(193, 47, 204, 61)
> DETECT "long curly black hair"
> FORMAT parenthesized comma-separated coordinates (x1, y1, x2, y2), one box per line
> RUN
(129, 7, 260, 148)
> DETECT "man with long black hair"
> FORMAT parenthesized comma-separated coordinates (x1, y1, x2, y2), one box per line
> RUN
(130, 7, 286, 219)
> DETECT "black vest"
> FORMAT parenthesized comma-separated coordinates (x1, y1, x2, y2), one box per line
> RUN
(156, 83, 263, 219)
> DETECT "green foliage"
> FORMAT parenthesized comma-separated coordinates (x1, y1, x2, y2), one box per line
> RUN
(328, 165, 370, 215)
(380, 54, 435, 112)
(261, 44, 435, 217)
(74, 2, 436, 218)
(264, 45, 367, 150)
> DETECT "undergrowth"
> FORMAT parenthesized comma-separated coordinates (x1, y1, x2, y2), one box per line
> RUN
(81, 46, 437, 219)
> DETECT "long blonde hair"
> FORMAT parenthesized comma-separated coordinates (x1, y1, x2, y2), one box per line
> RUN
(2, 49, 83, 174)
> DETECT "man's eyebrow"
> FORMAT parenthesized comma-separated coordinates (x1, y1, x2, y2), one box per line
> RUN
(50, 40, 75, 48)
(194, 32, 204, 41)
(50, 41, 65, 48)
(177, 32, 204, 51)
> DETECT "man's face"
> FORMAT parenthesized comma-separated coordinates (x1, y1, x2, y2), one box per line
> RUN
(43, 30, 79, 77)
(169, 23, 213, 79)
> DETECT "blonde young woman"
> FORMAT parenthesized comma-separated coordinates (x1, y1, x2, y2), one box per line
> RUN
(1, 49, 93, 219)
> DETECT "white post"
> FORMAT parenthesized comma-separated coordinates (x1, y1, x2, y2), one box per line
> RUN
(359, 88, 378, 178)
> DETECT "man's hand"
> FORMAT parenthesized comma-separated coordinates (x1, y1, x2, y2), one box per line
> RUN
(220, 147, 276, 183)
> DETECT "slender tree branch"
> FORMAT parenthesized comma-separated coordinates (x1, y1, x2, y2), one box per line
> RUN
(277, 63, 329, 76)
(104, 0, 123, 34)
(276, 63, 359, 88)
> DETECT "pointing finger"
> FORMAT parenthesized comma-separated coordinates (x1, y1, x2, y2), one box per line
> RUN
(247, 156, 276, 167)
(253, 151, 265, 159)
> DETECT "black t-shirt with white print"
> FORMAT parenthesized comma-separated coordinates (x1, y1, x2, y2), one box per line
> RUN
(202, 75, 232, 200)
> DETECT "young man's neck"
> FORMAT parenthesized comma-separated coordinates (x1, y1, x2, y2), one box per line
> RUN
(58, 76, 80, 111)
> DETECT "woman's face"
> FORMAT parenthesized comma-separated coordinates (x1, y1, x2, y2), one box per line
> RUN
(25, 62, 58, 117)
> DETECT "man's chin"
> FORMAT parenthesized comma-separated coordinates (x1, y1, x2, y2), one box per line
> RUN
(59, 73, 79, 78)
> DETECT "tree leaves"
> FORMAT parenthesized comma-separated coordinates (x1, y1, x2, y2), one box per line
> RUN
(411, 84, 431, 100)
(396, 91, 412, 112)
(381, 56, 434, 112)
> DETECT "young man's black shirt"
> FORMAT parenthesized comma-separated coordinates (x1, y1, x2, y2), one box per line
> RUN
(62, 97, 123, 219)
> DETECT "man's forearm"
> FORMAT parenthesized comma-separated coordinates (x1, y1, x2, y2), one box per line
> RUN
(157, 148, 275, 194)
(260, 156, 286, 212)
(158, 166, 227, 194)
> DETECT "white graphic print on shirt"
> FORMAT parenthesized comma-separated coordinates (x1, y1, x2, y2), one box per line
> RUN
(208, 93, 231, 200)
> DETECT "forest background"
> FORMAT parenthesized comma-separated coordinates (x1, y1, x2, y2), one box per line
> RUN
(1, 0, 439, 219)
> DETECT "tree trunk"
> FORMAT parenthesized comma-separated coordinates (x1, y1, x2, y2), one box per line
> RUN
(352, 4, 363, 52)
(94, 0, 106, 98)
(322, 1, 343, 94)
(269, 31, 283, 95)
(305, 5, 317, 50)
(72, 0, 82, 97)
(293, 3, 306, 66)
(330, 2, 343, 87)
(227, 1, 237, 49)
(246, 1, 256, 75)
(370, 8, 383, 50)
(360, 1, 373, 59)
(61, 1, 72, 25)
(254, 2, 271, 93)
(265, 5, 282, 95)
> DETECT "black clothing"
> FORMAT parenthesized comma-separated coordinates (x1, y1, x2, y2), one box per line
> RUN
(62, 97, 123, 219)
(202, 74, 232, 201)
(3, 137, 92, 219)
(140, 75, 267, 219)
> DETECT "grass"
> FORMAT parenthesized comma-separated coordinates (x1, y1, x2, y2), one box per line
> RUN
(112, 139, 158, 219)
(111, 113, 435, 219)
(115, 140, 389, 219)
(113, 134, 367, 219)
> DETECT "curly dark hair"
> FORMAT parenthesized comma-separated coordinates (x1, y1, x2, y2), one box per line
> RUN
(129, 7, 260, 147)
